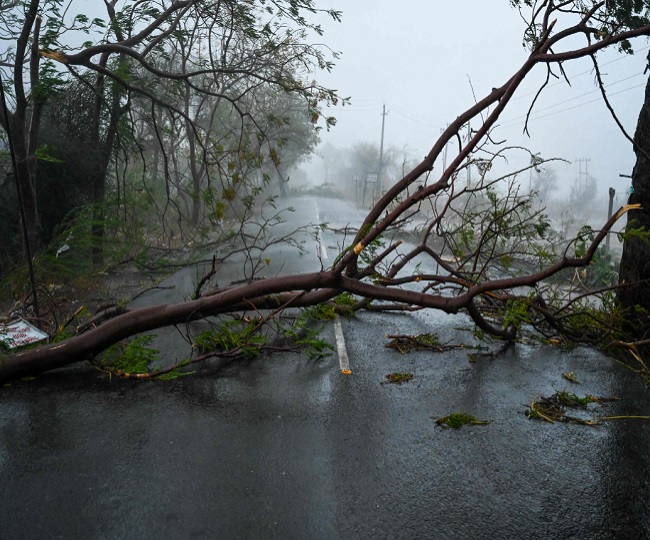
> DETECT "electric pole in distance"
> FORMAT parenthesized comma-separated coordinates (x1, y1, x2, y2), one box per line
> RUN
(378, 104, 388, 195)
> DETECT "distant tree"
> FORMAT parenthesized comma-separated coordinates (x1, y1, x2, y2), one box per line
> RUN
(569, 173, 598, 216)
(531, 166, 558, 205)
(251, 87, 321, 198)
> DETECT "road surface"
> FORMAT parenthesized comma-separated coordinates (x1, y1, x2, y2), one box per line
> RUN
(1, 196, 649, 539)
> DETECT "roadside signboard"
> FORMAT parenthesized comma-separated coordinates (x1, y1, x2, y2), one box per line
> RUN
(0, 318, 49, 349)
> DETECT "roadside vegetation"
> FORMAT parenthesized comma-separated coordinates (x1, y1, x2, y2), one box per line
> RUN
(1, 1, 649, 383)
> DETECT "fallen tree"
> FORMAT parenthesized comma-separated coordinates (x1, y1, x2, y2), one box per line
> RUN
(2, 1, 650, 382)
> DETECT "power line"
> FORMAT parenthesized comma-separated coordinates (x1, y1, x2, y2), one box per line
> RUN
(496, 82, 645, 131)
(511, 44, 650, 102)
(497, 72, 645, 128)
(390, 107, 443, 130)
(327, 46, 649, 136)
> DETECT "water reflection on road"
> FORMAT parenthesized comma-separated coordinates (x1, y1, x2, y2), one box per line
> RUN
(1, 196, 649, 538)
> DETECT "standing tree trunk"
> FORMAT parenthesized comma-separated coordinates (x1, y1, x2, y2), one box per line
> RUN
(6, 0, 42, 253)
(11, 113, 41, 252)
(277, 168, 287, 198)
(618, 73, 650, 333)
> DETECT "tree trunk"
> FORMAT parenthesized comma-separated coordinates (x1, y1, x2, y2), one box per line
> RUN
(11, 114, 42, 253)
(618, 73, 650, 333)
(277, 169, 287, 198)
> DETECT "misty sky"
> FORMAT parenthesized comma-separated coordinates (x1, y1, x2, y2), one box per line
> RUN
(309, 1, 649, 206)
(43, 1, 650, 208)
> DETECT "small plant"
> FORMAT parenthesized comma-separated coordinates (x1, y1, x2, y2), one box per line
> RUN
(434, 412, 490, 429)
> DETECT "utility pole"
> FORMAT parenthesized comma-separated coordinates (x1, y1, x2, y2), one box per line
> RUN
(575, 157, 591, 190)
(441, 125, 450, 171)
(466, 121, 472, 188)
(377, 104, 388, 195)
(607, 187, 615, 252)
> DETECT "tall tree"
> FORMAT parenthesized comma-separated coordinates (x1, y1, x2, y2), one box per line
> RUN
(617, 65, 650, 329)
(0, 0, 341, 259)
(511, 0, 650, 333)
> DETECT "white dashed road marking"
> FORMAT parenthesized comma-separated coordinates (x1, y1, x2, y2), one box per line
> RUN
(317, 229, 328, 260)
(334, 316, 352, 374)
(315, 200, 350, 374)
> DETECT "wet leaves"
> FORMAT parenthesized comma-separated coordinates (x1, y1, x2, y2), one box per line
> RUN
(562, 371, 580, 383)
(434, 412, 491, 429)
(385, 333, 471, 354)
(381, 372, 414, 385)
(526, 391, 620, 425)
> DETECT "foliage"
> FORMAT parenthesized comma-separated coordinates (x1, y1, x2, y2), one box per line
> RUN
(153, 360, 196, 381)
(510, 0, 650, 53)
(192, 311, 335, 361)
(99, 335, 160, 375)
(525, 391, 620, 425)
(51, 307, 90, 343)
(283, 310, 335, 360)
(194, 320, 266, 358)
(436, 177, 555, 280)
(385, 334, 442, 354)
(584, 246, 619, 288)
(0, 0, 342, 269)
(381, 372, 414, 384)
(301, 293, 356, 321)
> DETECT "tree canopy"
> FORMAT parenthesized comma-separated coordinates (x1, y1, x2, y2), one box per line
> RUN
(0, 0, 342, 261)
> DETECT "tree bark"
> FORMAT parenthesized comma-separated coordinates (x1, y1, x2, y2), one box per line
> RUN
(10, 0, 42, 252)
(618, 73, 650, 332)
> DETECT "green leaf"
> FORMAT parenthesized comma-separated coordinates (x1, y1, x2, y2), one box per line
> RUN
(35, 145, 64, 164)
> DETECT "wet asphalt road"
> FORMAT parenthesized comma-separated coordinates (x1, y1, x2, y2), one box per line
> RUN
(1, 196, 650, 539)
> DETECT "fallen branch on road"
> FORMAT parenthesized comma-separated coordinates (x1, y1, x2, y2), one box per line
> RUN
(2, 3, 650, 383)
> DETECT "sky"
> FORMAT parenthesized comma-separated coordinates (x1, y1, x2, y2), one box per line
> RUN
(306, 1, 650, 208)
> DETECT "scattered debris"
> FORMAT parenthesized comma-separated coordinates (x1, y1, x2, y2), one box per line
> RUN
(0, 318, 49, 349)
(385, 333, 470, 354)
(381, 372, 414, 385)
(434, 412, 491, 429)
(526, 391, 620, 425)
(562, 371, 579, 383)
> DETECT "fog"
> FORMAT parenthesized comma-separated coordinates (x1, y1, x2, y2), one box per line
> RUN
(299, 1, 649, 227)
